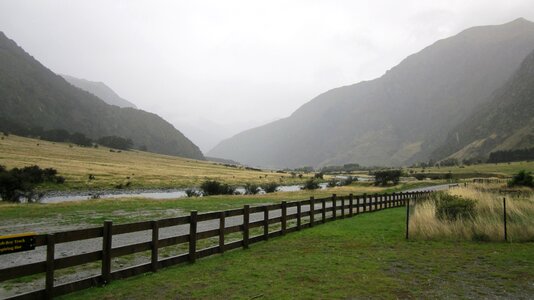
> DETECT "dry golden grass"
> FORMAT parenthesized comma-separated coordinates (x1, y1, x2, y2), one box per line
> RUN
(410, 185, 534, 242)
(0, 135, 311, 190)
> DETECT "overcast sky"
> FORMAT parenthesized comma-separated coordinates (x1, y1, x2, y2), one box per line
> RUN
(1, 0, 533, 150)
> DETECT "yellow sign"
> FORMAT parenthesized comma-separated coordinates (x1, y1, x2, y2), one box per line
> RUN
(0, 232, 37, 255)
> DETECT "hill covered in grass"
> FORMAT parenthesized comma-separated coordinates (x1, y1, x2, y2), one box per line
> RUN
(0, 31, 204, 160)
(0, 135, 306, 190)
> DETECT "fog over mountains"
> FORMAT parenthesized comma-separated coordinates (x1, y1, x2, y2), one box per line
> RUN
(209, 18, 534, 168)
(0, 31, 204, 160)
(61, 75, 137, 109)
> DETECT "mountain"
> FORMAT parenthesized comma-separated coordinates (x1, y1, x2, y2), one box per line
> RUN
(0, 31, 204, 160)
(432, 48, 534, 162)
(61, 74, 137, 108)
(208, 18, 534, 168)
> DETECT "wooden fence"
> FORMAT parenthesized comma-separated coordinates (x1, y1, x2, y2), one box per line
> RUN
(0, 190, 432, 299)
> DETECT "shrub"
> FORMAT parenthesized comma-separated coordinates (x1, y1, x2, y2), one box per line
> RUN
(508, 170, 533, 188)
(314, 172, 324, 179)
(327, 179, 338, 187)
(262, 182, 279, 193)
(434, 193, 476, 221)
(0, 165, 64, 202)
(185, 189, 201, 197)
(244, 183, 260, 195)
(200, 180, 235, 196)
(301, 179, 320, 190)
(374, 169, 402, 186)
(98, 136, 134, 150)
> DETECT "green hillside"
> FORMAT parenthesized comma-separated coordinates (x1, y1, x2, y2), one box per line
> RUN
(0, 32, 204, 160)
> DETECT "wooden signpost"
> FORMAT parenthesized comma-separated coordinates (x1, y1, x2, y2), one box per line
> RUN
(0, 232, 37, 255)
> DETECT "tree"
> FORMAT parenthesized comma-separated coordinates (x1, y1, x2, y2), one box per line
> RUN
(374, 170, 402, 186)
(98, 136, 133, 150)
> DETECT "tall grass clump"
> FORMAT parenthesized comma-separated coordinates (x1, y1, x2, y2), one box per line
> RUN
(410, 186, 534, 242)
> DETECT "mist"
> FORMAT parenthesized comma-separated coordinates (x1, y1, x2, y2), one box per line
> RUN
(1, 0, 534, 152)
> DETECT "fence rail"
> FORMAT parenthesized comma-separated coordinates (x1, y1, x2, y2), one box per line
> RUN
(0, 190, 432, 299)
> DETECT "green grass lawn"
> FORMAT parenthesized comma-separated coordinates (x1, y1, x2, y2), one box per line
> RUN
(63, 208, 534, 299)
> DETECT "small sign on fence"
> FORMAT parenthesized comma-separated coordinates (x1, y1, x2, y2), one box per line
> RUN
(0, 232, 37, 255)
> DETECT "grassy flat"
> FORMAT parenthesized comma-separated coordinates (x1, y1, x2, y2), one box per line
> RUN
(0, 135, 309, 190)
(62, 208, 534, 299)
(407, 160, 534, 177)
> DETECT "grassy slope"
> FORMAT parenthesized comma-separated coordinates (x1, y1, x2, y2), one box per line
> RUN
(407, 160, 534, 177)
(64, 208, 534, 299)
(0, 135, 309, 190)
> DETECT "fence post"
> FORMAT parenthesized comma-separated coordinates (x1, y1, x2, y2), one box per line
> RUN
(219, 211, 225, 253)
(503, 197, 508, 242)
(296, 201, 302, 230)
(45, 233, 55, 300)
(189, 211, 198, 263)
(374, 193, 378, 211)
(349, 194, 354, 217)
(310, 197, 315, 227)
(363, 193, 367, 212)
(243, 205, 250, 249)
(341, 196, 345, 218)
(405, 196, 410, 239)
(151, 220, 159, 272)
(281, 201, 287, 235)
(102, 220, 113, 285)
(332, 194, 337, 220)
(391, 192, 396, 207)
(263, 206, 269, 240)
(321, 198, 326, 223)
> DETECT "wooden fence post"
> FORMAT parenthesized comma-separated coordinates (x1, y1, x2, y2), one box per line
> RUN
(151, 220, 159, 272)
(297, 201, 302, 230)
(503, 197, 508, 242)
(281, 201, 287, 235)
(391, 192, 396, 207)
(332, 194, 337, 219)
(405, 196, 410, 239)
(219, 211, 226, 252)
(349, 194, 354, 217)
(243, 205, 250, 249)
(363, 193, 367, 212)
(374, 193, 378, 211)
(321, 198, 326, 223)
(263, 206, 269, 240)
(341, 196, 345, 218)
(102, 221, 113, 285)
(310, 197, 315, 227)
(189, 211, 198, 263)
(45, 233, 55, 300)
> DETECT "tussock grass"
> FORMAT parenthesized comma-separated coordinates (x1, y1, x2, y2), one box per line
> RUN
(410, 186, 534, 242)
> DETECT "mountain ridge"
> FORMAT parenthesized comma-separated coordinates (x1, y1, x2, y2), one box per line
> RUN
(0, 31, 205, 160)
(208, 18, 534, 168)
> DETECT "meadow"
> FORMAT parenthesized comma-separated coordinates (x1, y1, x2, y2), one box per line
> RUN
(61, 207, 534, 299)
(409, 184, 534, 242)
(0, 135, 310, 191)
(406, 160, 534, 177)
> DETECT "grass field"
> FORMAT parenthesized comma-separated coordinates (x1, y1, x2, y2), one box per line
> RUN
(407, 160, 534, 177)
(0, 135, 310, 191)
(62, 207, 534, 299)
(0, 182, 434, 230)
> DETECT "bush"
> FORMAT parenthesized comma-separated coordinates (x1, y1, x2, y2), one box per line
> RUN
(98, 136, 134, 150)
(200, 180, 235, 196)
(434, 193, 476, 221)
(374, 170, 402, 186)
(301, 179, 320, 190)
(508, 170, 533, 188)
(244, 183, 260, 195)
(0, 165, 64, 202)
(262, 182, 279, 193)
(185, 189, 201, 197)
(327, 179, 338, 187)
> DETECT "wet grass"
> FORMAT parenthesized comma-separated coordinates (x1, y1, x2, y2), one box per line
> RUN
(63, 208, 534, 300)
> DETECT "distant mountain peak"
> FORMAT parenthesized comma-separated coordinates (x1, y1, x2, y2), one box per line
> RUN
(61, 74, 137, 109)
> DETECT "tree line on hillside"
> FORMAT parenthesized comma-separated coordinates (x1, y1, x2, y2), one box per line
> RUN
(487, 148, 534, 163)
(1, 119, 140, 150)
